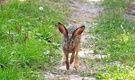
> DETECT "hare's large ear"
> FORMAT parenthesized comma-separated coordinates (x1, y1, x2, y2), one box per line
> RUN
(58, 22, 68, 37)
(72, 25, 85, 37)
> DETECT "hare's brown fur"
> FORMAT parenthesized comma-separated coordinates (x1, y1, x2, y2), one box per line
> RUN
(58, 22, 85, 71)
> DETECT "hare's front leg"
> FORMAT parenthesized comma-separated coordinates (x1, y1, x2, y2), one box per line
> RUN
(74, 51, 79, 71)
(65, 54, 70, 70)
(61, 53, 70, 70)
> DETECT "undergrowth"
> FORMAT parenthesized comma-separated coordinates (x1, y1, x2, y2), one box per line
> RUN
(0, 0, 66, 79)
(92, 0, 135, 79)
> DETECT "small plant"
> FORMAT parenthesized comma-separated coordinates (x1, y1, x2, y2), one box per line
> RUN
(80, 70, 92, 77)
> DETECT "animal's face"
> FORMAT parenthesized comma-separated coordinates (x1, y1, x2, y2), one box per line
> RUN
(57, 22, 85, 50)
(63, 36, 75, 50)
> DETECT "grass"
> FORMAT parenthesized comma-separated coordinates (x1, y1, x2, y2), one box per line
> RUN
(1, 0, 135, 79)
(90, 0, 135, 79)
(0, 0, 67, 79)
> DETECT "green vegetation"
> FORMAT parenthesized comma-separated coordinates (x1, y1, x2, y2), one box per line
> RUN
(1, 0, 135, 79)
(92, 0, 135, 79)
(0, 0, 66, 79)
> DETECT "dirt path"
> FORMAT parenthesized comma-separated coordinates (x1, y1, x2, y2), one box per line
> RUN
(68, 0, 103, 57)
(41, 0, 105, 80)
(127, 2, 135, 19)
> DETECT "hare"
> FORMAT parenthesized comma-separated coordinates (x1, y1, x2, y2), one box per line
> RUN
(57, 22, 85, 71)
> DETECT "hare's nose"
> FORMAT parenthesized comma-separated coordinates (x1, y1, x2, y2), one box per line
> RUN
(67, 47, 70, 49)
(67, 45, 70, 49)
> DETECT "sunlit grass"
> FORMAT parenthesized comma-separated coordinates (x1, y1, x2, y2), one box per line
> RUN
(0, 0, 67, 79)
(91, 0, 135, 79)
(94, 65, 135, 79)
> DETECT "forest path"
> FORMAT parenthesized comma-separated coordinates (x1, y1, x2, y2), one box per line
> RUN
(42, 0, 105, 80)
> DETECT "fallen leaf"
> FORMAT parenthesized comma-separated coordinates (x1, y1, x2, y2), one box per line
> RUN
(125, 7, 128, 10)
(133, 18, 135, 21)
(73, 20, 78, 23)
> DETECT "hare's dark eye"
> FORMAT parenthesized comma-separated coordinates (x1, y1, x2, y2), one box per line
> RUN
(64, 40, 67, 43)
(71, 40, 74, 44)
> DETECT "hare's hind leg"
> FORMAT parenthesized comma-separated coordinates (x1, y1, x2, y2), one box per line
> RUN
(74, 43, 80, 71)
(74, 51, 79, 71)
(61, 53, 66, 65)
(70, 52, 75, 64)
